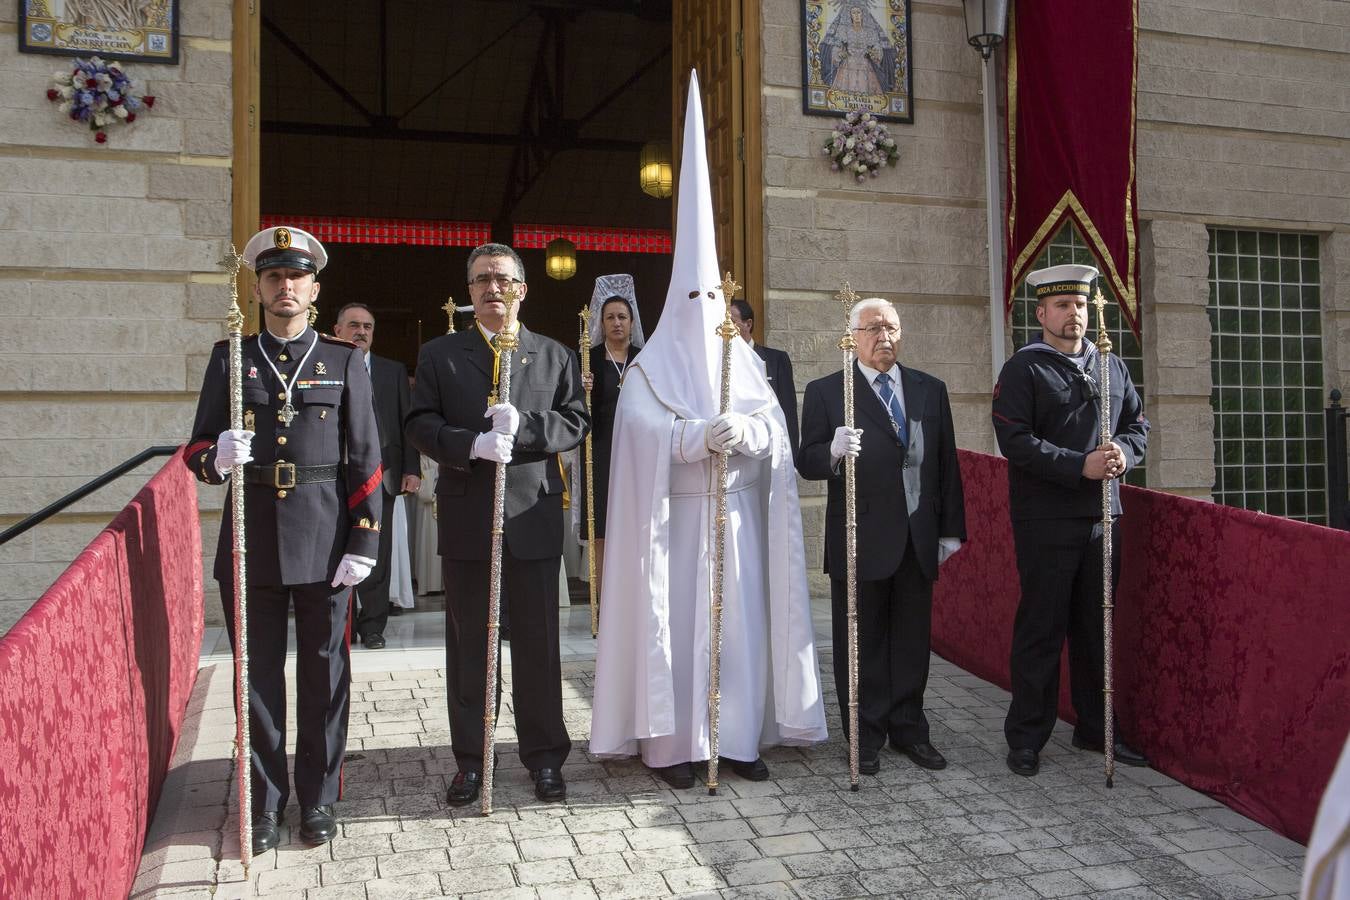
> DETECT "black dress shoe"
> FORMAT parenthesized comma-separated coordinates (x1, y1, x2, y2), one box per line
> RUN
(389, 606, 404, 616)
(650, 762, 695, 789)
(1007, 747, 1040, 776)
(1071, 733, 1150, 767)
(363, 633, 387, 650)
(531, 767, 567, 802)
(859, 751, 881, 776)
(446, 771, 482, 807)
(299, 804, 338, 845)
(251, 810, 282, 854)
(725, 757, 770, 781)
(895, 741, 947, 770)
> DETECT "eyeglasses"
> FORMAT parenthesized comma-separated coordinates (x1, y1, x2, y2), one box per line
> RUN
(853, 324, 901, 338)
(468, 274, 522, 289)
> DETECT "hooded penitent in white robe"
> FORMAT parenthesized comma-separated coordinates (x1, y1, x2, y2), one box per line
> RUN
(588, 71, 827, 766)
(1303, 732, 1350, 900)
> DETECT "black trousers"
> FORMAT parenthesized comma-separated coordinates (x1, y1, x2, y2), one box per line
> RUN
(442, 552, 571, 772)
(219, 577, 352, 812)
(830, 537, 934, 753)
(1004, 517, 1120, 752)
(355, 489, 396, 638)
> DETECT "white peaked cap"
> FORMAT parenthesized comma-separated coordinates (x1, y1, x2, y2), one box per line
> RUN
(1026, 263, 1099, 298)
(631, 70, 775, 420)
(588, 274, 646, 349)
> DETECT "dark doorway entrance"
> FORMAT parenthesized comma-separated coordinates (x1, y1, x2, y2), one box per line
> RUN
(260, 0, 674, 367)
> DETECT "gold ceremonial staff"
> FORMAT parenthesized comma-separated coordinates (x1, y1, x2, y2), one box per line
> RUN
(706, 270, 741, 796)
(480, 284, 520, 815)
(834, 281, 863, 792)
(219, 244, 253, 870)
(579, 306, 599, 638)
(1092, 287, 1117, 789)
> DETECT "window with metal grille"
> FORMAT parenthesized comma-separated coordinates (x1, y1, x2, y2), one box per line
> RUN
(1208, 229, 1325, 523)
(1009, 222, 1147, 487)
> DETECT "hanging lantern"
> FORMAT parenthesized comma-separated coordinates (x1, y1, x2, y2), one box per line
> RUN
(545, 237, 577, 281)
(639, 140, 674, 199)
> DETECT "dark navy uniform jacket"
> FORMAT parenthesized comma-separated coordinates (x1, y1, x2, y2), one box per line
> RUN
(992, 339, 1149, 521)
(185, 327, 384, 584)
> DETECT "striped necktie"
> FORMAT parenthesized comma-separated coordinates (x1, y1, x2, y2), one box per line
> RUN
(875, 372, 908, 446)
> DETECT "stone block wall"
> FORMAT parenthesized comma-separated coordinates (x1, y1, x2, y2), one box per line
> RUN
(0, 2, 234, 633)
(759, 0, 1349, 582)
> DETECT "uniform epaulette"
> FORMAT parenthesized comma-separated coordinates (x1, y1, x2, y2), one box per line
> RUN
(318, 332, 358, 349)
(213, 332, 259, 348)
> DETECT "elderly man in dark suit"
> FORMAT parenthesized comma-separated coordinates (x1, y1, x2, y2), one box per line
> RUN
(729, 298, 799, 458)
(798, 296, 966, 775)
(406, 242, 589, 805)
(334, 302, 420, 649)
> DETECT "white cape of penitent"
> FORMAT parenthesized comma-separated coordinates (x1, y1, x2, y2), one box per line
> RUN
(588, 69, 826, 761)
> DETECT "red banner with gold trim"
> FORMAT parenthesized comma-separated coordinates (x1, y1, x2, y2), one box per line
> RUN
(1004, 0, 1139, 334)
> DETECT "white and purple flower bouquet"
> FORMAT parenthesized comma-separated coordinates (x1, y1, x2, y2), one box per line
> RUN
(48, 56, 155, 144)
(822, 109, 899, 183)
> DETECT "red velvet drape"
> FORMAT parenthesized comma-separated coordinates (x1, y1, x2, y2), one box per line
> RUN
(934, 451, 1350, 845)
(0, 451, 203, 900)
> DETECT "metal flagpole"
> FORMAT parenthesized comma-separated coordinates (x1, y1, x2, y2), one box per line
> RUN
(219, 244, 253, 869)
(706, 270, 741, 796)
(480, 284, 520, 815)
(1091, 286, 1117, 789)
(834, 282, 862, 792)
(579, 306, 599, 638)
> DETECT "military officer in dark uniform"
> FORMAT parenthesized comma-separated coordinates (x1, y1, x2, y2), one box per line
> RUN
(992, 264, 1150, 777)
(185, 226, 384, 853)
(406, 242, 589, 806)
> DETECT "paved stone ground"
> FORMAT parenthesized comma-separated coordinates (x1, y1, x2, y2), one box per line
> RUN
(132, 611, 1306, 899)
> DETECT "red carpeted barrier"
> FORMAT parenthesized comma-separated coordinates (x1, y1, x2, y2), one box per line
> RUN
(0, 450, 203, 900)
(934, 450, 1350, 844)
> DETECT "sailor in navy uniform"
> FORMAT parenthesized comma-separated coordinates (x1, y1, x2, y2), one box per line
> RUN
(185, 225, 384, 853)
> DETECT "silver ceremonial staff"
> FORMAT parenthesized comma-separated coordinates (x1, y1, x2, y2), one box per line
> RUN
(706, 270, 741, 796)
(834, 282, 862, 792)
(1091, 287, 1117, 789)
(481, 284, 520, 816)
(219, 245, 253, 870)
(579, 306, 599, 638)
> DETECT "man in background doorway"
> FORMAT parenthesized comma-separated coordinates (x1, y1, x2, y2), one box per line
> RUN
(729, 298, 799, 459)
(334, 303, 420, 649)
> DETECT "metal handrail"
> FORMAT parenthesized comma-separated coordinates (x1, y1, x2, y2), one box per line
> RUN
(0, 446, 181, 546)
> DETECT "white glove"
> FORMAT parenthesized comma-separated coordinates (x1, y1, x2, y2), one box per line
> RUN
(938, 537, 962, 566)
(707, 413, 749, 454)
(830, 426, 863, 461)
(213, 429, 254, 477)
(472, 431, 514, 464)
(331, 553, 376, 588)
(485, 402, 520, 436)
